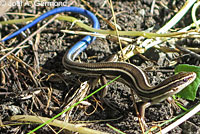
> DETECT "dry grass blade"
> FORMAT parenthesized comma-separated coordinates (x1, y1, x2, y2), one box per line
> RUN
(10, 115, 109, 134)
(0, 14, 59, 61)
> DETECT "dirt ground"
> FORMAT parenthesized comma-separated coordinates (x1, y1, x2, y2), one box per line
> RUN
(0, 0, 200, 133)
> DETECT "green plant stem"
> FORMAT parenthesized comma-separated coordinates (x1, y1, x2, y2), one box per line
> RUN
(10, 75, 120, 134)
(0, 15, 186, 38)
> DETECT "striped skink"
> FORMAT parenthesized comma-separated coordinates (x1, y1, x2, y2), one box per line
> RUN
(1, 7, 196, 120)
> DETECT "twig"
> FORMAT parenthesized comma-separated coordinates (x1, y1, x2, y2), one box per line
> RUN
(109, 0, 125, 61)
(0, 14, 59, 61)
(81, 0, 115, 30)
(157, 102, 200, 134)
(175, 44, 200, 60)
(140, 0, 197, 49)
(10, 115, 109, 134)
(116, 0, 197, 60)
(150, 0, 156, 15)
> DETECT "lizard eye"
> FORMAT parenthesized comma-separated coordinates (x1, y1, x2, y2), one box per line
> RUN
(183, 78, 188, 82)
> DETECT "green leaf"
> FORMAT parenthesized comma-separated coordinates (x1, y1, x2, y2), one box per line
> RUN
(175, 64, 200, 101)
